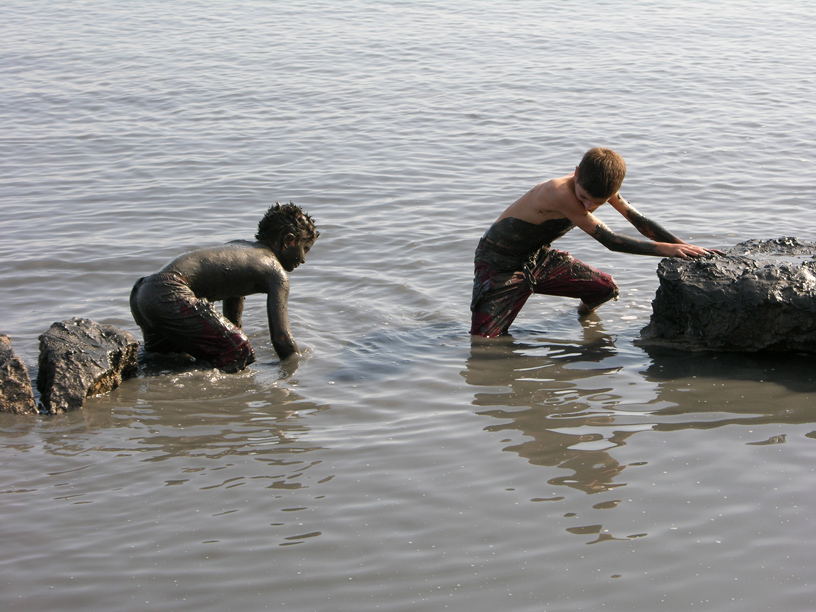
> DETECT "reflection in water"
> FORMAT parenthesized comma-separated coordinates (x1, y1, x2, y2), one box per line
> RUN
(462, 316, 816, 543)
(1, 366, 332, 547)
(463, 316, 634, 496)
(641, 345, 816, 433)
(39, 360, 326, 462)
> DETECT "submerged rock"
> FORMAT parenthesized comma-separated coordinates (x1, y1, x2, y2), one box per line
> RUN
(37, 318, 139, 414)
(640, 237, 816, 352)
(0, 334, 37, 414)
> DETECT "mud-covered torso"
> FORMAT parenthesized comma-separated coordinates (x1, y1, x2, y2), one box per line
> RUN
(475, 217, 575, 270)
(161, 240, 284, 301)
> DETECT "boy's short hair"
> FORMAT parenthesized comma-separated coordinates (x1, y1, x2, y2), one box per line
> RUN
(256, 201, 319, 248)
(575, 147, 626, 199)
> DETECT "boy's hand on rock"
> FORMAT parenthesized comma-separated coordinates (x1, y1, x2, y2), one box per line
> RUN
(660, 243, 719, 259)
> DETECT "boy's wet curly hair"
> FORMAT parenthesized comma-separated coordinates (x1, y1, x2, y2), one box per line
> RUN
(256, 201, 319, 248)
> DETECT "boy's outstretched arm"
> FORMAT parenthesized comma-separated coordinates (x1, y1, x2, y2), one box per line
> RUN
(567, 204, 713, 259)
(591, 223, 708, 258)
(608, 193, 724, 256)
(266, 273, 299, 360)
(609, 194, 685, 243)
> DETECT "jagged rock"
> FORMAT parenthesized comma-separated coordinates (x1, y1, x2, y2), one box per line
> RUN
(37, 318, 139, 414)
(0, 335, 37, 414)
(640, 237, 816, 352)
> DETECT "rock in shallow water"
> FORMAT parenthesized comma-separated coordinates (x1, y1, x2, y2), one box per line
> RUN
(640, 237, 816, 352)
(37, 318, 139, 414)
(0, 334, 37, 414)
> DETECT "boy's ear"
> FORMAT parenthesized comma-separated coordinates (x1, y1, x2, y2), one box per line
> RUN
(283, 233, 297, 248)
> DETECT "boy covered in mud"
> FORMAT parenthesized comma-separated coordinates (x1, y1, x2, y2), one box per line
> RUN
(470, 147, 719, 337)
(130, 202, 319, 371)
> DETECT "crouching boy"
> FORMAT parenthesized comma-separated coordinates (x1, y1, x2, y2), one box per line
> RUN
(130, 202, 319, 371)
(471, 147, 719, 337)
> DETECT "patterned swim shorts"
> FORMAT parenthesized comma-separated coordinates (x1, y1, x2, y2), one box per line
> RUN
(470, 248, 619, 337)
(130, 272, 255, 372)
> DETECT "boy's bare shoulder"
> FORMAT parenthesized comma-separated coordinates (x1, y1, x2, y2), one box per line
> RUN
(541, 175, 579, 208)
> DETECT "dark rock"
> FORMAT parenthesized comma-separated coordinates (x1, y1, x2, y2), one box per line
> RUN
(0, 335, 37, 415)
(37, 318, 139, 414)
(640, 237, 816, 352)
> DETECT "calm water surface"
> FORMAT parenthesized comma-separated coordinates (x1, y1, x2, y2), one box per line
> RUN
(2, 1, 815, 610)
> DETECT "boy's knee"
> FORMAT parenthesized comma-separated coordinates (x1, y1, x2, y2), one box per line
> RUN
(213, 334, 255, 373)
(583, 275, 619, 311)
(607, 278, 620, 300)
(600, 276, 619, 304)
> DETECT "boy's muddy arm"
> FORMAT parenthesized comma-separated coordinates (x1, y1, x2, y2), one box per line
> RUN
(223, 297, 245, 328)
(592, 223, 662, 255)
(592, 223, 707, 258)
(569, 205, 685, 256)
(266, 276, 299, 360)
(608, 194, 724, 256)
(610, 194, 684, 243)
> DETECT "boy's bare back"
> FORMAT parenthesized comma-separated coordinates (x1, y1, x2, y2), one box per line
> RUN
(496, 174, 580, 225)
(163, 240, 288, 303)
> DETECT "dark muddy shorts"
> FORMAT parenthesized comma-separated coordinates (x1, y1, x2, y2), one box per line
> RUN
(130, 272, 255, 372)
(470, 248, 619, 338)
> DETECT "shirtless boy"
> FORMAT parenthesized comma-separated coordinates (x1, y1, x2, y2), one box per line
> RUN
(470, 147, 719, 337)
(130, 202, 319, 371)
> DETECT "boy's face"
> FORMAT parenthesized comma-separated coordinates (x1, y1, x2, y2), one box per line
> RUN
(573, 171, 609, 212)
(279, 235, 315, 272)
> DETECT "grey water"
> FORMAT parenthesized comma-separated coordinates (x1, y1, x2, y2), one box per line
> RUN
(2, 1, 815, 610)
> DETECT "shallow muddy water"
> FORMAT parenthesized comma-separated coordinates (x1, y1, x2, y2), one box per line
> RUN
(2, 1, 815, 610)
